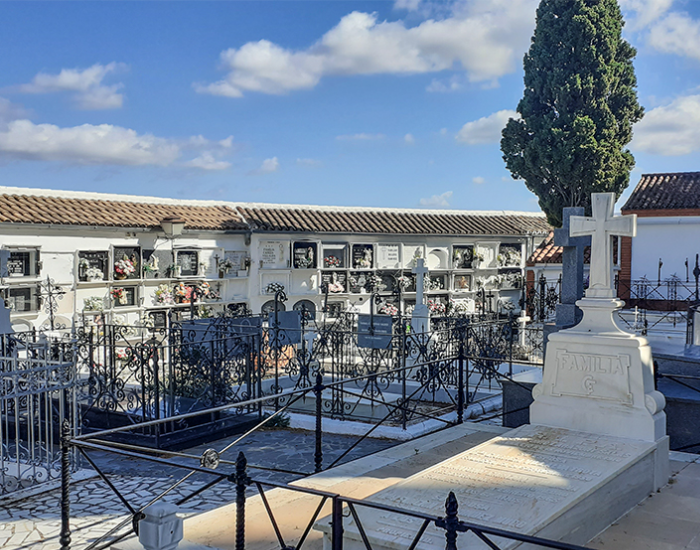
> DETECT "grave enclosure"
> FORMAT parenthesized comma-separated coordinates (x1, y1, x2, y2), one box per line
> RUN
(315, 193, 670, 550)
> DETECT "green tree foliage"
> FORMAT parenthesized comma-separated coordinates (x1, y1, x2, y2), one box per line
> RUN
(501, 0, 643, 227)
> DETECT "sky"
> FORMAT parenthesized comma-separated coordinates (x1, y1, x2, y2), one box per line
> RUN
(0, 0, 699, 212)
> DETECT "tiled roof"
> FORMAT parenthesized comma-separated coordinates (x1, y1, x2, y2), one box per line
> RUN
(237, 206, 550, 235)
(622, 172, 700, 212)
(0, 188, 551, 236)
(527, 231, 625, 265)
(0, 193, 246, 231)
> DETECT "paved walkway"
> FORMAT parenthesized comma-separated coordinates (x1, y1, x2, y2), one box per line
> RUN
(0, 428, 396, 550)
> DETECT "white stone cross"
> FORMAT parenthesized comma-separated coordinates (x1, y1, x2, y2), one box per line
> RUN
(570, 193, 636, 299)
(412, 258, 429, 305)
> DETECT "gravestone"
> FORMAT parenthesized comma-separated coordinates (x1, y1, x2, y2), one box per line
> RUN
(554, 207, 590, 327)
(0, 298, 13, 335)
(357, 314, 393, 349)
(317, 193, 669, 550)
(268, 310, 302, 348)
(411, 259, 430, 334)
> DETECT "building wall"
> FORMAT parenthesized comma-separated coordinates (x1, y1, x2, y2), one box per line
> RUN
(1, 223, 542, 330)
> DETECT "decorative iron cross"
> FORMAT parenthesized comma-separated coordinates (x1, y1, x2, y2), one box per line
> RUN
(570, 193, 636, 298)
(412, 258, 429, 304)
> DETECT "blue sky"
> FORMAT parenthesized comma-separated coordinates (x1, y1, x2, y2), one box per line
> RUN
(0, 0, 699, 212)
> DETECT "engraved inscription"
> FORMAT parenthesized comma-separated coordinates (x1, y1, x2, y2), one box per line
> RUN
(341, 425, 653, 550)
(552, 351, 632, 403)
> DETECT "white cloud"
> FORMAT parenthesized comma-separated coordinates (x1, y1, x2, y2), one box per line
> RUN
(426, 75, 463, 93)
(632, 94, 700, 155)
(296, 158, 322, 166)
(456, 109, 517, 144)
(404, 133, 415, 144)
(648, 11, 700, 61)
(0, 98, 28, 127)
(472, 176, 485, 184)
(0, 119, 179, 165)
(252, 157, 280, 174)
(336, 133, 386, 141)
(419, 190, 453, 208)
(197, 2, 538, 96)
(619, 0, 673, 30)
(16, 63, 127, 110)
(185, 152, 231, 171)
(394, 0, 422, 11)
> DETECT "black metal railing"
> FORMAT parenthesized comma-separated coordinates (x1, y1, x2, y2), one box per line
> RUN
(60, 425, 590, 550)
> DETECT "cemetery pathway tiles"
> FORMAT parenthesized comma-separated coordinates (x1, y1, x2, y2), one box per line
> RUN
(0, 429, 394, 550)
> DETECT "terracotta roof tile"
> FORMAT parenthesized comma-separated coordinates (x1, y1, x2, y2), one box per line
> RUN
(623, 172, 700, 212)
(527, 231, 621, 265)
(239, 206, 550, 235)
(0, 193, 246, 231)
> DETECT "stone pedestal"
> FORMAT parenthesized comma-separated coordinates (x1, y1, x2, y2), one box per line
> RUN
(530, 296, 669, 489)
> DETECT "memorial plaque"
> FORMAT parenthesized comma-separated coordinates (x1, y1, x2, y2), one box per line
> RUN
(453, 245, 474, 269)
(352, 244, 374, 269)
(552, 350, 632, 403)
(114, 246, 141, 280)
(321, 271, 347, 293)
(348, 271, 370, 294)
(7, 252, 30, 277)
(176, 250, 199, 276)
(320, 424, 655, 550)
(377, 272, 396, 293)
(293, 242, 317, 269)
(357, 314, 393, 349)
(228, 316, 263, 337)
(149, 310, 167, 329)
(377, 244, 400, 269)
(325, 301, 345, 318)
(260, 241, 289, 269)
(453, 274, 472, 291)
(268, 310, 302, 347)
(223, 251, 247, 277)
(142, 249, 172, 279)
(498, 243, 522, 268)
(402, 245, 424, 268)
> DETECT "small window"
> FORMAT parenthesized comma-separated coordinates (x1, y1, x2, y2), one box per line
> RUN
(6, 249, 40, 278)
(6, 287, 39, 312)
(176, 250, 199, 276)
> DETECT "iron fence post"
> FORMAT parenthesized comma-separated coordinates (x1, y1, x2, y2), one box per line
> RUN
(457, 332, 464, 424)
(235, 451, 249, 550)
(60, 419, 71, 550)
(442, 492, 459, 550)
(314, 372, 324, 473)
(331, 496, 344, 550)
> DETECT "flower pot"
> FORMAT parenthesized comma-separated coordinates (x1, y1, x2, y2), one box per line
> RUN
(115, 273, 127, 280)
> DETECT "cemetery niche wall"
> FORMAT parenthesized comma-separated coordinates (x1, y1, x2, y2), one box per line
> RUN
(0, 187, 550, 330)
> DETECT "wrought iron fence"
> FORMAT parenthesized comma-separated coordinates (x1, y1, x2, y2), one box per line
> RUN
(70, 314, 543, 438)
(0, 332, 77, 495)
(61, 420, 589, 550)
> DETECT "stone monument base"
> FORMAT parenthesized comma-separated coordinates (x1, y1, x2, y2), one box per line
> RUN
(315, 424, 668, 550)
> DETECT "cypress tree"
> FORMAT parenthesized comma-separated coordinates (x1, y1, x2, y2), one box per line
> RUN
(501, 0, 644, 227)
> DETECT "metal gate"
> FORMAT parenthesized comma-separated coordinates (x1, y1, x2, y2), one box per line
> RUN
(1, 333, 76, 495)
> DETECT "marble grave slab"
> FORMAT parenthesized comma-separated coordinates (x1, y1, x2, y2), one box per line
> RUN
(316, 423, 657, 550)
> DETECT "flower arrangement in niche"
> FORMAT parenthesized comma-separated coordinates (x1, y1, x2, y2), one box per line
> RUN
(85, 267, 104, 281)
(143, 256, 159, 274)
(424, 275, 443, 291)
(396, 275, 411, 291)
(369, 274, 384, 291)
(154, 284, 174, 304)
(427, 299, 446, 316)
(174, 282, 194, 303)
(220, 258, 235, 273)
(83, 296, 104, 312)
(327, 273, 344, 293)
(378, 303, 399, 316)
(114, 256, 136, 280)
(115, 348, 129, 362)
(497, 249, 522, 267)
(111, 288, 127, 305)
(324, 255, 341, 268)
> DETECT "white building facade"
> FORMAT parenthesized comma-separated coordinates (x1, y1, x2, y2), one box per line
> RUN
(0, 187, 550, 331)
